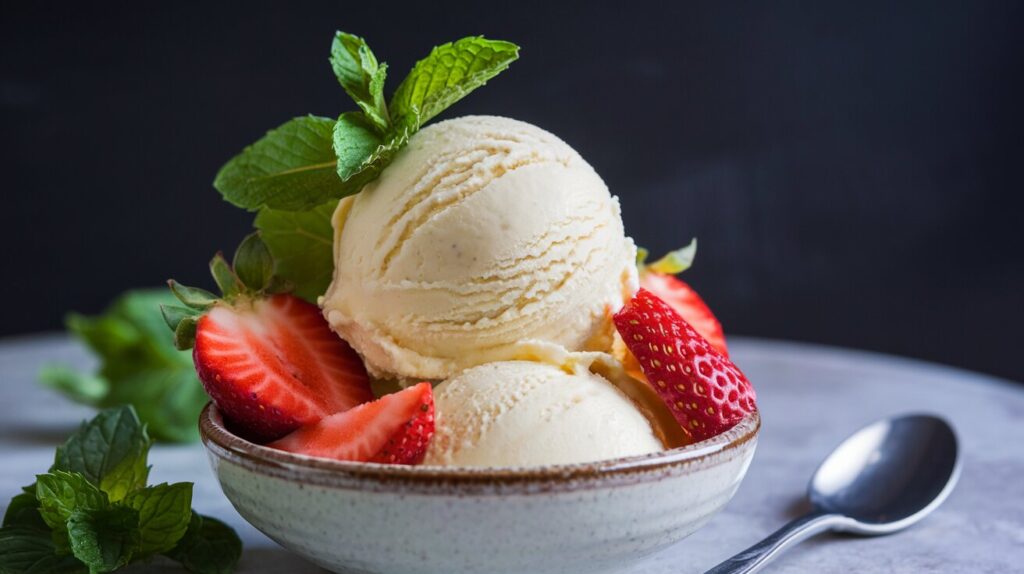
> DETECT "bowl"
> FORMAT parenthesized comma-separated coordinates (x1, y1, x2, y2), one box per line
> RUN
(199, 404, 760, 574)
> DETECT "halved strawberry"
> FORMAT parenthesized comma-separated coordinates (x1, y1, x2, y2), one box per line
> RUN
(640, 273, 728, 356)
(636, 240, 728, 356)
(269, 382, 434, 465)
(163, 233, 373, 442)
(614, 288, 756, 442)
(194, 294, 372, 442)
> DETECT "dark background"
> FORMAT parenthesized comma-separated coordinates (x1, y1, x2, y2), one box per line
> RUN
(2, 2, 1022, 382)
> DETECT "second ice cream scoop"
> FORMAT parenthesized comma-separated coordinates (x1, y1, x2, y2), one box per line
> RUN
(424, 360, 663, 467)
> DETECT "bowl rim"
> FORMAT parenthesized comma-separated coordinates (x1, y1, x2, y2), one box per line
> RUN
(199, 402, 760, 486)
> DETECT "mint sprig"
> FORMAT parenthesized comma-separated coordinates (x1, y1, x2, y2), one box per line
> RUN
(0, 406, 242, 574)
(38, 290, 209, 443)
(213, 32, 519, 212)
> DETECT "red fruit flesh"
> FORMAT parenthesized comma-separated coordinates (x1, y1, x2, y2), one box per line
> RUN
(269, 382, 435, 465)
(614, 288, 756, 442)
(194, 294, 373, 442)
(639, 272, 728, 356)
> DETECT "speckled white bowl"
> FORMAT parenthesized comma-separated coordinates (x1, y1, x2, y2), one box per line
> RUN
(200, 404, 759, 574)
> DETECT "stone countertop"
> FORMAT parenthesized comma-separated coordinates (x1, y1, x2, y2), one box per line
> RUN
(1, 334, 1021, 573)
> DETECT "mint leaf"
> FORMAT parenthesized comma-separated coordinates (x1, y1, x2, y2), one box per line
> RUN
(52, 406, 151, 502)
(41, 290, 207, 443)
(38, 367, 108, 406)
(3, 408, 241, 573)
(67, 507, 139, 574)
(390, 36, 519, 129)
(255, 200, 337, 302)
(647, 239, 698, 275)
(330, 32, 389, 133)
(35, 472, 109, 532)
(214, 115, 351, 211)
(107, 370, 207, 444)
(0, 527, 87, 574)
(164, 514, 241, 574)
(67, 291, 185, 374)
(332, 112, 410, 194)
(214, 31, 518, 240)
(333, 112, 384, 182)
(122, 483, 192, 556)
(2, 493, 47, 532)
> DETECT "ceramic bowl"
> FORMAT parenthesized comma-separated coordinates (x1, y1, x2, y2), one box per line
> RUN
(199, 404, 760, 574)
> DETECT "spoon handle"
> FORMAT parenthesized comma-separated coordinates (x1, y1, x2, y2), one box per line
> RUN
(704, 511, 842, 574)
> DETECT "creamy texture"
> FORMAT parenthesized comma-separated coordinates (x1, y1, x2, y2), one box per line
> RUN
(321, 116, 637, 381)
(423, 360, 663, 467)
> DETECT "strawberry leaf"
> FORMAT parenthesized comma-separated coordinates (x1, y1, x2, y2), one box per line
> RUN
(160, 305, 199, 333)
(208, 254, 241, 299)
(636, 247, 650, 266)
(167, 281, 217, 310)
(172, 315, 199, 351)
(646, 239, 698, 275)
(232, 233, 274, 292)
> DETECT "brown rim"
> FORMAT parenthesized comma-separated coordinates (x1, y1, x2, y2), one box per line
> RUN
(199, 402, 760, 488)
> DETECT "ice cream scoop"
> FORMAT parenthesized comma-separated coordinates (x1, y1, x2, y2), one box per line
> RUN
(320, 116, 637, 381)
(423, 360, 663, 467)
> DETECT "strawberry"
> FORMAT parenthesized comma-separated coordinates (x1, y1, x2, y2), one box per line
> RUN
(163, 233, 373, 442)
(640, 272, 728, 356)
(269, 382, 435, 465)
(614, 288, 756, 442)
(636, 240, 727, 356)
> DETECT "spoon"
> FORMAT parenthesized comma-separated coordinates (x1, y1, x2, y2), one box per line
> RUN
(706, 413, 961, 573)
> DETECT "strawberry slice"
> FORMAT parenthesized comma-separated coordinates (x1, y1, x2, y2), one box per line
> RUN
(269, 382, 435, 465)
(164, 233, 373, 443)
(640, 272, 728, 356)
(614, 288, 756, 442)
(194, 294, 373, 442)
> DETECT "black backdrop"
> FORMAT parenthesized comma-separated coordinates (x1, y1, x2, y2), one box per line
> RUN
(3, 1, 1022, 382)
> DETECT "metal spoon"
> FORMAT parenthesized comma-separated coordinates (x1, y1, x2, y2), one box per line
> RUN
(706, 413, 961, 574)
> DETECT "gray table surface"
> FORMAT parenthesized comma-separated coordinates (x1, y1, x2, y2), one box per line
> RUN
(1, 334, 1021, 573)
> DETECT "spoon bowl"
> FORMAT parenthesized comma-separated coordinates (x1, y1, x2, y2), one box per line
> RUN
(810, 414, 961, 534)
(708, 413, 960, 573)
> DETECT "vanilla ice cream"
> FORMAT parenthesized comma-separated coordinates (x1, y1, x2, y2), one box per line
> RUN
(321, 116, 637, 381)
(423, 360, 663, 467)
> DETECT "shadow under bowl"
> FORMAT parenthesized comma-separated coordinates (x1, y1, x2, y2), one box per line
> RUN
(200, 404, 760, 574)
